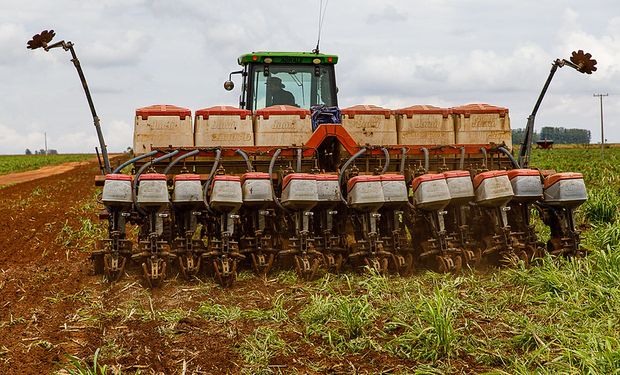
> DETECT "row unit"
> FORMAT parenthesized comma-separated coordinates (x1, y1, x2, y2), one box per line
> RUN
(102, 170, 586, 214)
(133, 103, 512, 154)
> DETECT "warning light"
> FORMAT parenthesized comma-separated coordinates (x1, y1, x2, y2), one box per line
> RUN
(327, 57, 333, 63)
(252, 55, 258, 61)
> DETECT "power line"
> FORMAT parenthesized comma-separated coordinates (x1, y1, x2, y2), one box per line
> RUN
(593, 93, 608, 159)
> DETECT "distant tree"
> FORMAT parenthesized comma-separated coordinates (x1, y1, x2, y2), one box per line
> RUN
(25, 149, 32, 155)
(48, 149, 58, 155)
(39, 149, 46, 155)
(540, 127, 590, 144)
(512, 128, 539, 145)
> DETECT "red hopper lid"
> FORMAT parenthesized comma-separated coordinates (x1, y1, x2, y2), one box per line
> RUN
(136, 104, 191, 120)
(342, 104, 392, 119)
(195, 106, 251, 120)
(255, 105, 310, 119)
(411, 174, 445, 192)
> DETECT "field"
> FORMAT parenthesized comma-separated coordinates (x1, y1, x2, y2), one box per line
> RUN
(0, 154, 94, 175)
(1, 148, 620, 374)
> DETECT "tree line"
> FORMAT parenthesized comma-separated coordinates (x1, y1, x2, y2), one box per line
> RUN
(512, 127, 591, 145)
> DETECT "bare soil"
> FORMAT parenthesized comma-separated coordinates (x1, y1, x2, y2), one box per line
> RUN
(0, 160, 427, 374)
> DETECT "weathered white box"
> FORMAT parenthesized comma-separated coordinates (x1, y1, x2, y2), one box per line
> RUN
(452, 103, 512, 149)
(347, 175, 384, 212)
(102, 174, 133, 208)
(254, 106, 313, 146)
(137, 174, 169, 207)
(172, 174, 203, 206)
(381, 174, 408, 207)
(473, 170, 513, 207)
(412, 174, 451, 211)
(443, 170, 474, 206)
(395, 105, 455, 145)
(194, 106, 253, 147)
(543, 173, 587, 207)
(210, 175, 243, 212)
(241, 172, 274, 207)
(507, 169, 543, 202)
(316, 174, 341, 206)
(341, 105, 397, 146)
(281, 173, 318, 210)
(134, 104, 193, 154)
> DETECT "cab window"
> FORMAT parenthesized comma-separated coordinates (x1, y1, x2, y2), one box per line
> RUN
(251, 64, 336, 110)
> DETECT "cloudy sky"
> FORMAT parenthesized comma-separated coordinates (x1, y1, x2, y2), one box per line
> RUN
(1, 0, 619, 154)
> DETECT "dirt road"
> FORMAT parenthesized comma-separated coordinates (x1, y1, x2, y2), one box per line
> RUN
(0, 161, 92, 186)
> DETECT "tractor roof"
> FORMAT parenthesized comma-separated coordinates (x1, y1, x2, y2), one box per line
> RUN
(238, 52, 338, 65)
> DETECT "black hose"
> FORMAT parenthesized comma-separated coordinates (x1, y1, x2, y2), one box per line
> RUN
(296, 148, 303, 172)
(381, 147, 390, 174)
(163, 149, 200, 175)
(338, 148, 367, 204)
(113, 150, 157, 174)
(400, 147, 407, 174)
(421, 147, 429, 172)
(235, 149, 253, 172)
(497, 146, 520, 169)
(202, 149, 222, 213)
(268, 149, 291, 213)
(459, 146, 465, 170)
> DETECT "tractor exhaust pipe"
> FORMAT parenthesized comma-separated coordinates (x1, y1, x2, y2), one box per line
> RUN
(27, 30, 111, 174)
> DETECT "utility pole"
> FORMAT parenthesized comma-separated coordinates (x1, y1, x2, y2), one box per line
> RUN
(594, 93, 608, 159)
(44, 132, 48, 155)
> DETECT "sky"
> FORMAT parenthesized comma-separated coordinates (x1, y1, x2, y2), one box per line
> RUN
(0, 0, 619, 154)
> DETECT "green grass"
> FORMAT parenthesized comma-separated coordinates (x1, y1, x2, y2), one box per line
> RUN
(0, 154, 93, 175)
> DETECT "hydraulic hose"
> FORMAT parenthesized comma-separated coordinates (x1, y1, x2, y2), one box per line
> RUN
(381, 147, 390, 174)
(400, 147, 407, 174)
(202, 149, 222, 213)
(338, 148, 367, 204)
(296, 148, 303, 172)
(497, 146, 520, 169)
(133, 150, 180, 212)
(235, 149, 254, 172)
(163, 149, 200, 175)
(112, 150, 157, 174)
(459, 146, 465, 170)
(268, 149, 291, 214)
(421, 147, 430, 172)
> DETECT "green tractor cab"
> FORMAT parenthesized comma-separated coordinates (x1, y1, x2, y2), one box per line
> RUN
(225, 52, 339, 111)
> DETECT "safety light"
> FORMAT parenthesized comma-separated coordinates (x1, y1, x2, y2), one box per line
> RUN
(252, 55, 258, 61)
(327, 57, 333, 63)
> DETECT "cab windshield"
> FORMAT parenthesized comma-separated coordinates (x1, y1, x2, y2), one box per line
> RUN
(250, 64, 336, 110)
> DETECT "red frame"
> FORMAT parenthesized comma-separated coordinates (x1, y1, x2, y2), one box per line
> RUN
(152, 124, 503, 159)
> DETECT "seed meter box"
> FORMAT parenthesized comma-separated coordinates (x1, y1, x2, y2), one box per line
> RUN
(412, 174, 451, 211)
(443, 170, 474, 205)
(281, 173, 319, 210)
(507, 169, 543, 202)
(473, 170, 513, 207)
(241, 172, 274, 207)
(347, 175, 385, 212)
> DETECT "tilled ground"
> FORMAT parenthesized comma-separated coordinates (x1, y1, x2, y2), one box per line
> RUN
(0, 161, 428, 374)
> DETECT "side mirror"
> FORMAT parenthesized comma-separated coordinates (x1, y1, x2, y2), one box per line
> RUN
(224, 80, 234, 91)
